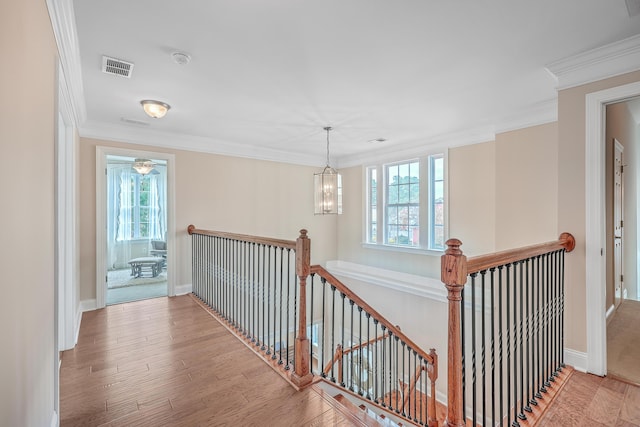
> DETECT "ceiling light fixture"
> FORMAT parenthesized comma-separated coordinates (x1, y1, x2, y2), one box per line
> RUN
(314, 126, 342, 215)
(140, 100, 171, 119)
(132, 158, 156, 175)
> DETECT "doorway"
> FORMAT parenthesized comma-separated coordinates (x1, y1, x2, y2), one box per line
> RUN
(605, 97, 640, 385)
(96, 147, 176, 308)
(105, 155, 168, 305)
(585, 81, 640, 377)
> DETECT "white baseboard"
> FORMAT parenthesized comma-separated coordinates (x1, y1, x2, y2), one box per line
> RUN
(564, 348, 587, 372)
(51, 410, 58, 427)
(74, 304, 83, 346)
(80, 299, 96, 312)
(175, 283, 192, 296)
(606, 304, 615, 320)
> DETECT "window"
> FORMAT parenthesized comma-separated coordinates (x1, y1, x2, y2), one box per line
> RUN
(128, 174, 152, 239)
(366, 154, 445, 251)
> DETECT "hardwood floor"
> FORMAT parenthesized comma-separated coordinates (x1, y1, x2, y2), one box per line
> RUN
(536, 371, 640, 426)
(60, 295, 359, 426)
(61, 294, 640, 426)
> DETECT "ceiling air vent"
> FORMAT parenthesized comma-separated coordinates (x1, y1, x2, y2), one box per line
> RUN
(102, 56, 134, 78)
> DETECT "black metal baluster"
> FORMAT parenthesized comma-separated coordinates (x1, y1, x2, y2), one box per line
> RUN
(349, 299, 355, 392)
(461, 277, 466, 423)
(373, 319, 380, 401)
(524, 258, 532, 414)
(540, 253, 547, 392)
(490, 267, 496, 427)
(544, 253, 551, 390)
(549, 251, 556, 383)
(310, 269, 315, 366)
(498, 265, 504, 427)
(512, 262, 520, 426)
(380, 325, 387, 407)
(285, 248, 291, 369)
(366, 312, 371, 399)
(278, 249, 284, 364)
(506, 263, 512, 427)
(518, 260, 526, 422)
(330, 285, 336, 382)
(470, 273, 477, 427)
(394, 334, 399, 413)
(321, 277, 326, 376)
(401, 341, 406, 417)
(481, 270, 487, 427)
(252, 242, 257, 344)
(358, 306, 364, 396)
(560, 250, 566, 368)
(341, 292, 346, 387)
(293, 273, 298, 366)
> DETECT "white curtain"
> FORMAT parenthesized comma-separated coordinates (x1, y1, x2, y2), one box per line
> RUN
(149, 165, 167, 240)
(107, 164, 133, 269)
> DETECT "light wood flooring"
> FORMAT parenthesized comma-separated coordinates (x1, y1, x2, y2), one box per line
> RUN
(61, 294, 640, 426)
(60, 295, 360, 426)
(608, 299, 640, 385)
(536, 371, 640, 426)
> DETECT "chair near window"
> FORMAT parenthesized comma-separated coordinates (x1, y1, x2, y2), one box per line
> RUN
(150, 240, 167, 265)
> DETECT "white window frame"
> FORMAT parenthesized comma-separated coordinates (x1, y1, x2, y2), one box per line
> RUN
(364, 152, 447, 254)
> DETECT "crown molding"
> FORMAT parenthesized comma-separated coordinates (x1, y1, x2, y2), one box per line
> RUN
(47, 0, 87, 126)
(80, 121, 322, 167)
(337, 97, 557, 168)
(545, 33, 640, 90)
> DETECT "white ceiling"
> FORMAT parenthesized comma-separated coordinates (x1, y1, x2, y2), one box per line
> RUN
(70, 0, 640, 167)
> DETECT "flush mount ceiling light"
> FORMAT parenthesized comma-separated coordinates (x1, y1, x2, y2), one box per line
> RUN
(314, 126, 343, 215)
(140, 100, 171, 119)
(132, 158, 157, 175)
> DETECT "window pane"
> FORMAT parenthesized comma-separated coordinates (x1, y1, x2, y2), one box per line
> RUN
(410, 162, 420, 183)
(398, 163, 409, 181)
(387, 206, 398, 225)
(388, 184, 398, 205)
(398, 184, 409, 203)
(409, 206, 419, 226)
(410, 183, 419, 204)
(433, 156, 443, 181)
(433, 225, 444, 249)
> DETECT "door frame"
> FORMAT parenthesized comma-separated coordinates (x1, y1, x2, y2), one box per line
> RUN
(95, 146, 176, 309)
(585, 80, 640, 376)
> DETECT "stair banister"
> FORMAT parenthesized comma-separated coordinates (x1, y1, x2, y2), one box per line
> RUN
(291, 229, 313, 387)
(441, 238, 468, 427)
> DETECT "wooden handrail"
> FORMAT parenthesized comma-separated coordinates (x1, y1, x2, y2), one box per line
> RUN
(311, 265, 436, 366)
(441, 232, 575, 427)
(187, 224, 297, 249)
(466, 232, 575, 274)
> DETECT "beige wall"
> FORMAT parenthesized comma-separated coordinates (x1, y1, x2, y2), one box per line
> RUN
(495, 123, 559, 249)
(0, 0, 57, 424)
(558, 70, 640, 353)
(336, 123, 559, 280)
(79, 137, 338, 301)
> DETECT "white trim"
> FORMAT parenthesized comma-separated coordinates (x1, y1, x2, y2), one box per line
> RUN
(96, 145, 177, 308)
(46, 0, 86, 126)
(326, 260, 448, 303)
(564, 348, 588, 373)
(175, 283, 193, 296)
(546, 34, 640, 90)
(585, 80, 640, 377)
(606, 304, 616, 320)
(75, 305, 83, 343)
(80, 299, 97, 312)
(51, 411, 59, 427)
(82, 121, 320, 167)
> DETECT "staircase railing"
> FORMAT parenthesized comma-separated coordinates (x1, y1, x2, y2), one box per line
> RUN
(310, 266, 439, 427)
(188, 225, 439, 426)
(441, 233, 575, 427)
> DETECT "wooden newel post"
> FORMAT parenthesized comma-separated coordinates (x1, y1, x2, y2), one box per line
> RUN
(291, 229, 313, 388)
(441, 238, 468, 427)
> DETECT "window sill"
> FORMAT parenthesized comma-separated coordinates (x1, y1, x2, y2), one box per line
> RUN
(325, 260, 447, 302)
(360, 242, 443, 256)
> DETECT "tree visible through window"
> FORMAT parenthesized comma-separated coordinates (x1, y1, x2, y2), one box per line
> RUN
(386, 161, 420, 246)
(366, 154, 445, 251)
